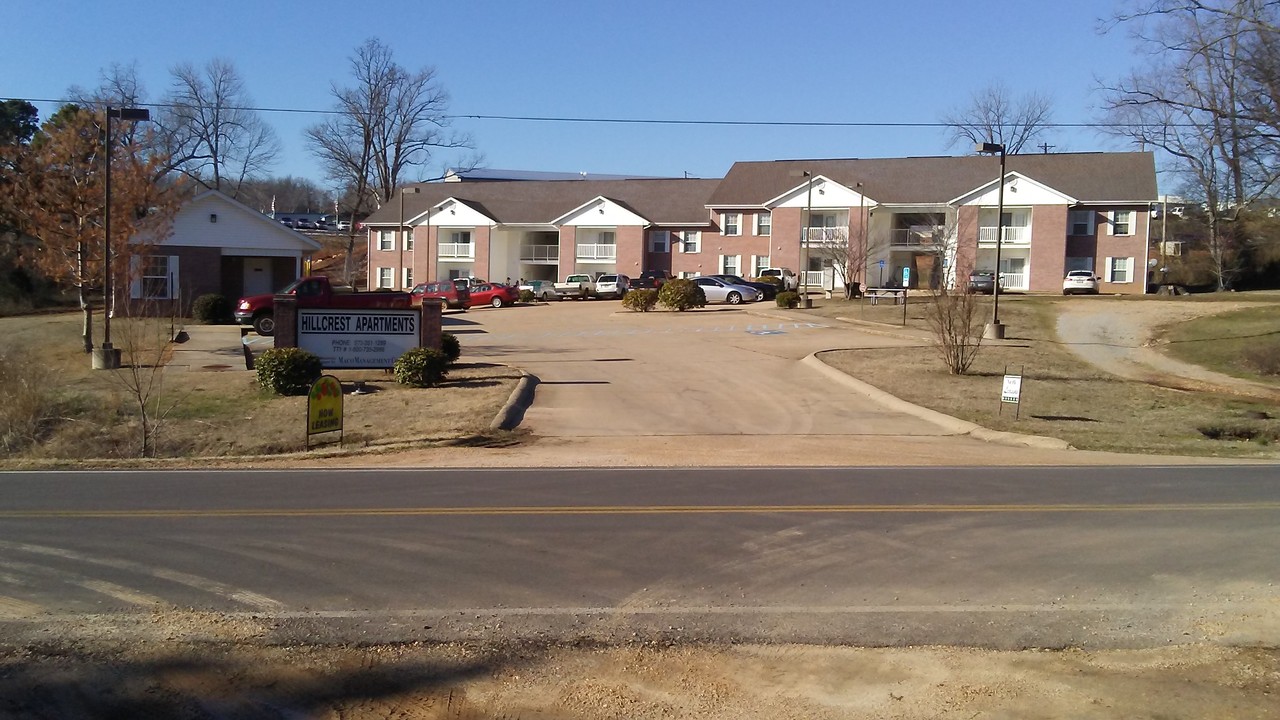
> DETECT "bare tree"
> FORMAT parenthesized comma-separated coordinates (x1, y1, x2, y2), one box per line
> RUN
(806, 221, 888, 298)
(159, 59, 279, 198)
(924, 286, 986, 375)
(942, 82, 1055, 154)
(307, 38, 476, 283)
(1101, 0, 1280, 289)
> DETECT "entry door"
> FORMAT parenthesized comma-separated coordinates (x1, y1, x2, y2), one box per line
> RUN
(243, 258, 274, 296)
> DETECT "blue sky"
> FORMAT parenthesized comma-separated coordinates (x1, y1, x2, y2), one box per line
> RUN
(2, 0, 1144, 186)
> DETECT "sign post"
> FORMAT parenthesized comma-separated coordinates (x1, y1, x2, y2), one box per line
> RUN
(307, 375, 344, 448)
(1000, 365, 1024, 419)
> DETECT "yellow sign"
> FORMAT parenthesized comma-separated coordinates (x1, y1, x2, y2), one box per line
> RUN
(307, 375, 343, 447)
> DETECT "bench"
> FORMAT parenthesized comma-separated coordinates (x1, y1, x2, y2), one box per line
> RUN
(863, 287, 907, 305)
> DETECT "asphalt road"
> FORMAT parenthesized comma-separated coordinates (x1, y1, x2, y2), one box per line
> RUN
(2, 466, 1278, 650)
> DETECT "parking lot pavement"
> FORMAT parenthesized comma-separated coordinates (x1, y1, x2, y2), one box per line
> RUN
(167, 324, 259, 373)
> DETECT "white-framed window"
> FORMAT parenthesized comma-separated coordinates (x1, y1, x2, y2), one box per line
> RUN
(720, 254, 740, 276)
(1111, 210, 1133, 236)
(378, 230, 394, 251)
(1068, 210, 1095, 236)
(131, 255, 178, 300)
(598, 230, 616, 244)
(678, 271, 700, 279)
(1105, 256, 1133, 283)
(678, 230, 700, 254)
(403, 267, 413, 288)
(376, 267, 394, 289)
(404, 228, 414, 251)
(753, 255, 770, 277)
(448, 230, 472, 244)
(723, 212, 740, 236)
(755, 212, 771, 236)
(648, 230, 670, 253)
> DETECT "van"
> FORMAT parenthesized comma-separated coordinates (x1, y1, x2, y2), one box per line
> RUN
(410, 281, 470, 310)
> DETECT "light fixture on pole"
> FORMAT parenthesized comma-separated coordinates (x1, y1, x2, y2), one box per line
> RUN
(93, 106, 150, 370)
(398, 186, 421, 290)
(801, 170, 814, 308)
(856, 181, 866, 298)
(976, 141, 1006, 340)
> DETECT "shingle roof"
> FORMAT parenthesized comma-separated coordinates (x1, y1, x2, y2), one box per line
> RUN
(364, 178, 721, 226)
(706, 152, 1158, 207)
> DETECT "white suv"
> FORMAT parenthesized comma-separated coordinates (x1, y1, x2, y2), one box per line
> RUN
(1062, 270, 1101, 295)
(594, 274, 630, 299)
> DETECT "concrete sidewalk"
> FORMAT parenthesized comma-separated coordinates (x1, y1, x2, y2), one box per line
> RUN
(167, 324, 266, 373)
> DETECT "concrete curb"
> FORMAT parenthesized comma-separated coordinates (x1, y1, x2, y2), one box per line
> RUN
(490, 370, 538, 431)
(801, 351, 1074, 451)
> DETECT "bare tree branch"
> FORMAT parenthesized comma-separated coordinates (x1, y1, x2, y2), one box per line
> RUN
(941, 82, 1055, 154)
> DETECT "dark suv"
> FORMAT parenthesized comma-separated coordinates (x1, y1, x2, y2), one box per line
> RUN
(410, 280, 471, 310)
(967, 271, 1002, 294)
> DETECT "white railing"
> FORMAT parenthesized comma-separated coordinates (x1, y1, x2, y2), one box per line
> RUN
(576, 243, 617, 260)
(999, 272, 1026, 289)
(800, 271, 826, 288)
(438, 242, 475, 259)
(978, 226, 1029, 244)
(520, 244, 559, 262)
(890, 226, 943, 246)
(804, 227, 848, 244)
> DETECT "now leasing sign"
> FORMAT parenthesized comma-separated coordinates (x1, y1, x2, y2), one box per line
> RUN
(297, 309, 421, 369)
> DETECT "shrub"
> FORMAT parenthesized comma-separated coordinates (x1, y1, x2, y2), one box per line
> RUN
(621, 288, 659, 312)
(775, 291, 800, 309)
(658, 278, 706, 311)
(518, 289, 536, 303)
(440, 332, 461, 363)
(394, 347, 450, 388)
(191, 293, 233, 324)
(255, 347, 323, 396)
(923, 289, 984, 375)
(753, 275, 784, 291)
(0, 347, 61, 453)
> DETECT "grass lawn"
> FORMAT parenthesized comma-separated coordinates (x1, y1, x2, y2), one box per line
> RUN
(1157, 299, 1280, 383)
(0, 312, 521, 465)
(796, 293, 1280, 457)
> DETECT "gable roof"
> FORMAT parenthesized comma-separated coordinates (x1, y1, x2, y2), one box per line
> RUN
(707, 152, 1157, 207)
(158, 189, 323, 251)
(365, 178, 721, 227)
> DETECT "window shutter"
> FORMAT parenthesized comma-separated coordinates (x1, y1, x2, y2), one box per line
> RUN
(750, 255, 758, 277)
(676, 234, 684, 253)
(1104, 256, 1113, 282)
(717, 254, 724, 273)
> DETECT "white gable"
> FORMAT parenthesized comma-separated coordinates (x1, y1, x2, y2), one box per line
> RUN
(951, 172, 1077, 206)
(766, 176, 877, 209)
(422, 198, 497, 227)
(145, 191, 321, 255)
(554, 196, 648, 226)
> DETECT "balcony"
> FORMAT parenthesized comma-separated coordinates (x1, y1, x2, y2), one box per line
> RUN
(438, 242, 475, 259)
(803, 227, 848, 246)
(978, 226, 1030, 244)
(890, 226, 943, 247)
(576, 243, 617, 261)
(520, 244, 559, 262)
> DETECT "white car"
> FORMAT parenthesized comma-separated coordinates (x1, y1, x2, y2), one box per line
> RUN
(519, 279, 557, 301)
(594, 274, 630, 299)
(1062, 270, 1101, 295)
(692, 276, 763, 304)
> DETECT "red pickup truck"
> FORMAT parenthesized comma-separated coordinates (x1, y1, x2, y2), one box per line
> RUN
(235, 276, 413, 336)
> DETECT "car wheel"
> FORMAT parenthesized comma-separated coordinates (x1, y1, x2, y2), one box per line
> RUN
(253, 313, 275, 337)
(727, 291, 742, 305)
(491, 296, 504, 308)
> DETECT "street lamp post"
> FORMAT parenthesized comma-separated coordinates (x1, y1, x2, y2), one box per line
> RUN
(398, 186, 421, 290)
(976, 142, 1006, 340)
(800, 171, 814, 308)
(93, 106, 150, 370)
(856, 181, 866, 299)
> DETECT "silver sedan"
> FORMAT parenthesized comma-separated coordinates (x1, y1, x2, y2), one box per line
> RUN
(693, 276, 763, 304)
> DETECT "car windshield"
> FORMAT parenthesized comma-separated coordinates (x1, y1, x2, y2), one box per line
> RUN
(278, 279, 304, 294)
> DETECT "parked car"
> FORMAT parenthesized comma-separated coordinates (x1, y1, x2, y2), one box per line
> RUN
(692, 276, 763, 304)
(277, 217, 294, 227)
(554, 273, 598, 299)
(628, 269, 673, 291)
(235, 276, 413, 337)
(336, 220, 352, 231)
(709, 274, 778, 300)
(410, 280, 470, 310)
(518, 279, 558, 301)
(1062, 270, 1101, 295)
(294, 218, 317, 230)
(468, 282, 520, 308)
(759, 267, 798, 291)
(967, 271, 1004, 294)
(594, 274, 630, 299)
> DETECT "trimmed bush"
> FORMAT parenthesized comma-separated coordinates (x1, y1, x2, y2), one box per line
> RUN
(752, 275, 784, 291)
(658, 278, 706, 311)
(255, 347, 322, 396)
(192, 293, 233, 324)
(621, 288, 659, 312)
(440, 332, 461, 364)
(775, 291, 800, 309)
(394, 347, 450, 388)
(518, 289, 536, 303)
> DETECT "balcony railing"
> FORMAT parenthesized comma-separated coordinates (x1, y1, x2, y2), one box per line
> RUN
(438, 242, 474, 259)
(520, 244, 559, 262)
(890, 226, 943, 247)
(800, 270, 827, 288)
(978, 226, 1029, 244)
(1000, 272, 1026, 290)
(803, 228, 848, 245)
(576, 243, 617, 261)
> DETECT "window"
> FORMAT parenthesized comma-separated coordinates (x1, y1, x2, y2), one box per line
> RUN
(449, 230, 472, 244)
(403, 267, 413, 288)
(377, 267, 394, 289)
(598, 230, 616, 244)
(679, 231, 700, 254)
(755, 212, 771, 236)
(378, 230, 393, 251)
(404, 228, 414, 251)
(1111, 210, 1133, 236)
(723, 212, 740, 236)
(753, 255, 770, 276)
(1068, 210, 1095, 236)
(648, 230, 670, 253)
(721, 255, 740, 276)
(678, 271, 700, 279)
(1106, 256, 1133, 283)
(132, 255, 178, 299)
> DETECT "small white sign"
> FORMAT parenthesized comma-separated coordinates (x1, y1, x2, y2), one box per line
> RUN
(298, 309, 419, 369)
(1001, 375, 1023, 404)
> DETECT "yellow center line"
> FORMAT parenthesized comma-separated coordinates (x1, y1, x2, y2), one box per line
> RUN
(1, 502, 1279, 519)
